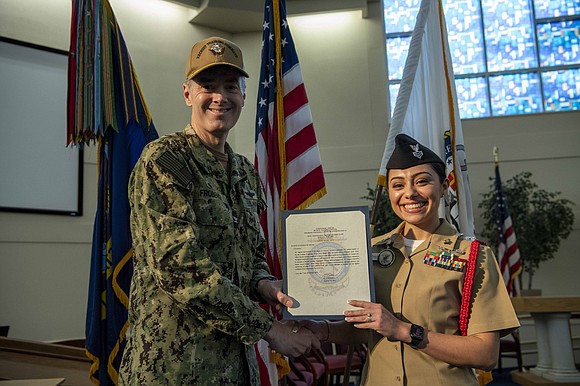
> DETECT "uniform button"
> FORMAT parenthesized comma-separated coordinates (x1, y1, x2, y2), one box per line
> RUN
(396, 376, 401, 382)
(395, 283, 401, 288)
(404, 259, 409, 264)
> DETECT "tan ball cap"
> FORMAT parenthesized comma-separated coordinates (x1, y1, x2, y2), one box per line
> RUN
(185, 36, 249, 80)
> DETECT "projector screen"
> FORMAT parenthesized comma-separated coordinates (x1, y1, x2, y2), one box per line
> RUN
(0, 37, 82, 216)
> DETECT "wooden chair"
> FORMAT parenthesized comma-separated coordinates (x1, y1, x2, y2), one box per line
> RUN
(498, 329, 523, 373)
(318, 342, 367, 386)
(287, 355, 320, 386)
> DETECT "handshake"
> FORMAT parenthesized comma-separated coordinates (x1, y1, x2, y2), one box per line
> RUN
(257, 278, 329, 357)
(264, 319, 327, 358)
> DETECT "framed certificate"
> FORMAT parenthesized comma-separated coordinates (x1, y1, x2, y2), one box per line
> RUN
(281, 206, 375, 320)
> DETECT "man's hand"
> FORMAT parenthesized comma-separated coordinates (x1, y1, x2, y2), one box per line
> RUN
(257, 279, 294, 312)
(264, 320, 321, 357)
(298, 320, 329, 341)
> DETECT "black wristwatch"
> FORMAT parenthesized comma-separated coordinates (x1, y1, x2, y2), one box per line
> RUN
(409, 324, 425, 348)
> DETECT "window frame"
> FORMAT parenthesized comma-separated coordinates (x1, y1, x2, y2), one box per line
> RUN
(383, 0, 580, 119)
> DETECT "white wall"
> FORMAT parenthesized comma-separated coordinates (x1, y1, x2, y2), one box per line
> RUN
(0, 0, 578, 343)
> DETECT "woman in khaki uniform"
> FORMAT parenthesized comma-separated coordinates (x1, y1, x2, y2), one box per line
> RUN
(304, 134, 519, 385)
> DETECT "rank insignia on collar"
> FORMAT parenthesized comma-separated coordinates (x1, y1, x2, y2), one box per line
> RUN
(424, 251, 467, 272)
(374, 233, 404, 249)
(444, 238, 452, 245)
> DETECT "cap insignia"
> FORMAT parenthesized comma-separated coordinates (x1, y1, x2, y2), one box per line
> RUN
(209, 43, 224, 55)
(410, 143, 423, 159)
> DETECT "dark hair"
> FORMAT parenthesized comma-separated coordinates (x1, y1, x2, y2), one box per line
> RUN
(386, 162, 447, 183)
(430, 162, 446, 183)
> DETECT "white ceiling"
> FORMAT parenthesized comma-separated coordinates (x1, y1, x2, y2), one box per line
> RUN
(165, 0, 373, 33)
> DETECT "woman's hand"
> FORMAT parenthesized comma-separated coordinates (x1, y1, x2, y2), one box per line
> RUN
(344, 299, 408, 341)
(345, 299, 501, 370)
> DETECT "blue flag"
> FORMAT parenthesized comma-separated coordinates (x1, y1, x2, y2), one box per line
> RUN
(67, 0, 158, 384)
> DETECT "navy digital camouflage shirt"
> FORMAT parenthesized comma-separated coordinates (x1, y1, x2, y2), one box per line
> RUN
(119, 126, 276, 385)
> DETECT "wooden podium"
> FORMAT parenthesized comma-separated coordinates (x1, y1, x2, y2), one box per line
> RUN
(511, 296, 580, 385)
(0, 337, 91, 385)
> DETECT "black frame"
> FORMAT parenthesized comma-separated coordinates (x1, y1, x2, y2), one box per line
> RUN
(281, 206, 376, 320)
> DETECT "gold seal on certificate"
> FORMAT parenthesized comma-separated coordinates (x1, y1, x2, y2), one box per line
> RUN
(282, 206, 375, 320)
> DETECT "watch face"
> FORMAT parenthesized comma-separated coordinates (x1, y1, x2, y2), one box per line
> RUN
(410, 324, 424, 348)
(411, 324, 424, 339)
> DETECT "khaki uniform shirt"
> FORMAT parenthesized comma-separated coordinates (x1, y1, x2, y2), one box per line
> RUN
(119, 127, 275, 386)
(362, 220, 519, 386)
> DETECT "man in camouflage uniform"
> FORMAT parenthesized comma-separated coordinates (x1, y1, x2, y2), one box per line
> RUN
(118, 37, 319, 385)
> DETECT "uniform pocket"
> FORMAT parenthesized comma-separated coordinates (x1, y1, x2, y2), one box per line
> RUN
(191, 193, 235, 266)
(239, 183, 261, 232)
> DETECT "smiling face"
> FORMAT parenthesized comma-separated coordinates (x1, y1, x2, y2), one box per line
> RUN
(184, 65, 245, 145)
(387, 163, 449, 239)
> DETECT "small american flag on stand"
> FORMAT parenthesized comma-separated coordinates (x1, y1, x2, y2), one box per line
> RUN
(254, 0, 326, 383)
(494, 163, 522, 296)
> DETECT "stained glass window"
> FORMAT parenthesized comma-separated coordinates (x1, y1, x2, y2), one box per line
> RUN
(445, 0, 486, 75)
(456, 77, 490, 118)
(482, 0, 538, 72)
(383, 0, 580, 119)
(534, 0, 580, 18)
(489, 72, 543, 115)
(538, 20, 580, 67)
(384, 0, 421, 33)
(542, 68, 580, 111)
(386, 36, 412, 80)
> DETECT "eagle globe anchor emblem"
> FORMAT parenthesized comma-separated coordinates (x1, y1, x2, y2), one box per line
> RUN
(307, 241, 350, 296)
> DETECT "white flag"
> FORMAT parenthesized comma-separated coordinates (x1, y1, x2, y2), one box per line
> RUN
(378, 0, 475, 236)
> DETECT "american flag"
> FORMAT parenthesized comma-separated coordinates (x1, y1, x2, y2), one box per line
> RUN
(494, 164, 522, 296)
(254, 0, 326, 383)
(254, 0, 326, 280)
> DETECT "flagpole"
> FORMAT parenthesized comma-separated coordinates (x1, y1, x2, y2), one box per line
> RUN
(273, 0, 287, 212)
